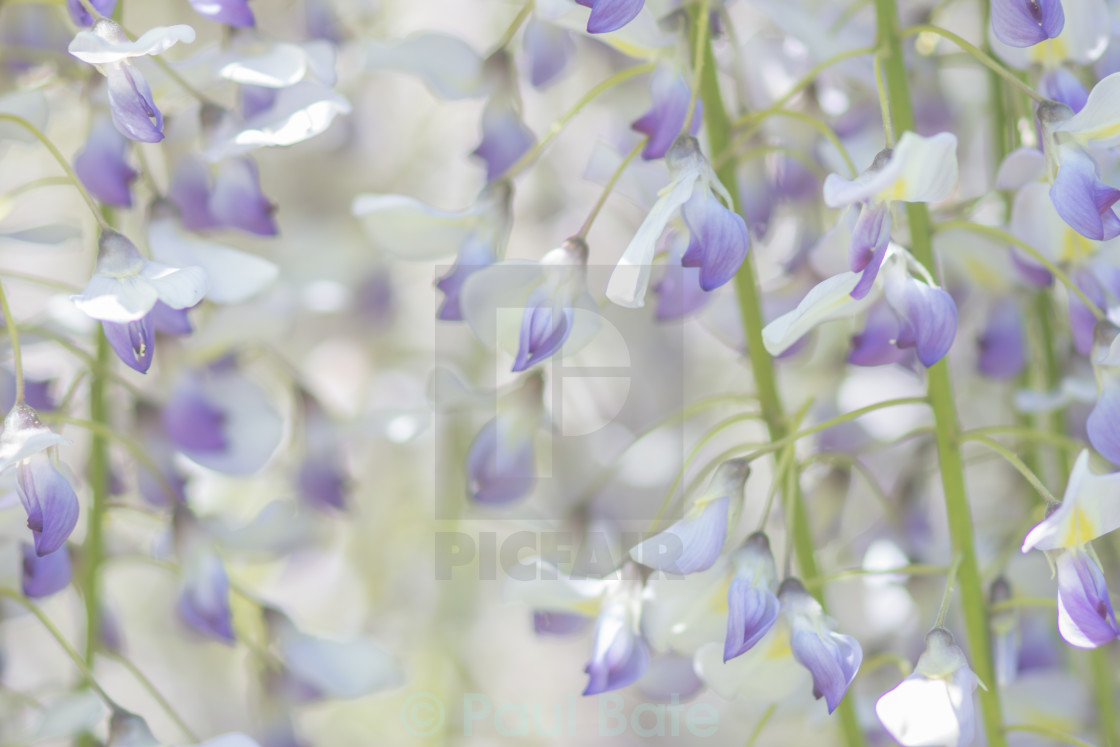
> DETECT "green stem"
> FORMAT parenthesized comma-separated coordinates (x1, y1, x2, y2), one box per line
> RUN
(691, 9, 867, 747)
(890, 37, 1015, 747)
(81, 333, 111, 665)
(577, 139, 644, 239)
(0, 279, 24, 403)
(1002, 724, 1097, 747)
(108, 654, 201, 742)
(873, 2, 1007, 745)
(1090, 648, 1117, 746)
(960, 434, 1058, 504)
(901, 25, 1045, 103)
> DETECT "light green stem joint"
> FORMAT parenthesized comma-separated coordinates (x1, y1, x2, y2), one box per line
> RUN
(872, 1, 1007, 745)
(690, 8, 867, 747)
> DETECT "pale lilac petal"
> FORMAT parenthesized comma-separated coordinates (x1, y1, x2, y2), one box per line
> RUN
(884, 268, 958, 367)
(1041, 68, 1088, 113)
(74, 118, 137, 207)
(297, 460, 346, 511)
(653, 257, 708, 321)
(105, 64, 163, 143)
(978, 297, 1027, 379)
(582, 0, 646, 34)
(631, 67, 701, 160)
(584, 622, 649, 695)
(512, 291, 574, 372)
(17, 456, 79, 557)
(723, 578, 780, 661)
(150, 300, 194, 336)
(466, 418, 535, 505)
(1068, 269, 1104, 355)
(436, 235, 495, 321)
(1049, 148, 1120, 241)
(472, 100, 535, 182)
(1087, 380, 1120, 464)
(189, 0, 255, 27)
(177, 550, 235, 643)
(1055, 550, 1120, 648)
(791, 628, 862, 713)
(523, 18, 574, 89)
(637, 654, 705, 701)
(848, 302, 909, 366)
(163, 379, 228, 453)
(991, 0, 1064, 47)
(629, 497, 729, 574)
(102, 314, 155, 374)
(850, 203, 891, 273)
(680, 191, 749, 292)
(21, 542, 71, 598)
(209, 158, 278, 236)
(534, 610, 590, 635)
(68, 22, 196, 65)
(240, 85, 278, 119)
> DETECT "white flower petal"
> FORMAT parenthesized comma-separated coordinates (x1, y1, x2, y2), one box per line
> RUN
(207, 82, 350, 160)
(606, 171, 699, 308)
(218, 42, 309, 88)
(460, 261, 543, 352)
(889, 131, 959, 203)
(148, 218, 276, 304)
(875, 674, 973, 747)
(69, 23, 196, 65)
(141, 262, 208, 310)
(502, 556, 609, 617)
(71, 273, 159, 322)
(762, 269, 881, 355)
(1022, 450, 1120, 551)
(365, 33, 487, 99)
(995, 147, 1046, 190)
(1056, 71, 1120, 148)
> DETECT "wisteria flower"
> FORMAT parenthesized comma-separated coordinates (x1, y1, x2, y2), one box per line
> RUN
(607, 136, 749, 308)
(66, 0, 116, 27)
(875, 627, 982, 747)
(68, 20, 196, 142)
(822, 132, 958, 299)
(466, 372, 544, 505)
(781, 578, 862, 713)
(989, 0, 1108, 69)
(576, 0, 645, 34)
(21, 542, 71, 598)
(629, 458, 750, 575)
(73, 117, 137, 207)
(990, 0, 1064, 48)
(631, 65, 701, 160)
(189, 0, 255, 27)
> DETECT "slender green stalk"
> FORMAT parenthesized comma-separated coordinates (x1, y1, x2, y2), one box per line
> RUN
(108, 654, 200, 741)
(0, 279, 25, 404)
(961, 434, 1058, 504)
(691, 8, 867, 746)
(934, 554, 962, 627)
(901, 25, 1045, 103)
(719, 107, 857, 176)
(577, 139, 644, 238)
(0, 115, 108, 229)
(873, 1, 1007, 743)
(81, 333, 111, 665)
(493, 2, 532, 50)
(1002, 724, 1097, 747)
(1090, 648, 1118, 747)
(683, 0, 711, 135)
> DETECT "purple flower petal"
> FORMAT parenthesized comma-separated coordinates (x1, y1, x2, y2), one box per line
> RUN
(653, 257, 709, 321)
(297, 459, 347, 511)
(791, 627, 862, 713)
(885, 273, 958, 367)
(850, 203, 891, 274)
(630, 497, 729, 574)
(177, 550, 235, 644)
(21, 542, 71, 598)
(189, 0, 255, 27)
(1050, 148, 1120, 241)
(580, 0, 646, 34)
(991, 0, 1064, 47)
(150, 300, 193, 336)
(978, 297, 1027, 379)
(472, 100, 535, 182)
(209, 157, 278, 236)
(1010, 247, 1054, 287)
(102, 313, 155, 374)
(523, 19, 574, 89)
(1041, 68, 1088, 114)
(631, 68, 701, 161)
(584, 624, 649, 695)
(17, 456, 79, 557)
(1055, 550, 1120, 648)
(436, 235, 495, 321)
(1087, 380, 1120, 465)
(240, 84, 278, 119)
(680, 191, 750, 292)
(74, 117, 137, 208)
(162, 379, 228, 453)
(66, 0, 117, 27)
(723, 577, 780, 661)
(169, 157, 220, 231)
(466, 418, 535, 505)
(534, 610, 590, 635)
(512, 288, 575, 372)
(105, 64, 164, 143)
(849, 301, 909, 366)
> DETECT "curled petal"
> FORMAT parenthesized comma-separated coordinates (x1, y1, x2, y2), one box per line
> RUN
(436, 236, 495, 321)
(205, 81, 351, 160)
(524, 19, 574, 89)
(1022, 450, 1120, 552)
(512, 291, 575, 372)
(629, 497, 729, 574)
(723, 578, 780, 661)
(103, 315, 155, 374)
(17, 456, 80, 557)
(584, 603, 649, 695)
(581, 0, 646, 34)
(1055, 550, 1120, 648)
(105, 64, 164, 143)
(22, 543, 72, 598)
(1049, 147, 1120, 241)
(849, 203, 891, 274)
(209, 158, 277, 236)
(1056, 71, 1120, 147)
(991, 0, 1064, 47)
(884, 265, 958, 367)
(790, 627, 862, 713)
(680, 190, 749, 292)
(466, 418, 535, 505)
(631, 67, 701, 161)
(68, 22, 196, 65)
(823, 132, 958, 207)
(762, 271, 880, 356)
(472, 100, 535, 182)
